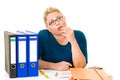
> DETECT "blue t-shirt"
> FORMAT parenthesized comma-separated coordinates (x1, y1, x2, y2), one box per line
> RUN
(38, 29, 88, 66)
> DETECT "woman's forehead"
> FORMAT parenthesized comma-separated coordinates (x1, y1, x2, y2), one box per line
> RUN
(46, 12, 63, 21)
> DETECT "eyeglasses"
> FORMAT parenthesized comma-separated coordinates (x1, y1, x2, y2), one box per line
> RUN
(48, 16, 63, 26)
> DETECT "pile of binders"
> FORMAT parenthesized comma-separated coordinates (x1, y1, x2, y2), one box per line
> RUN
(4, 31, 38, 78)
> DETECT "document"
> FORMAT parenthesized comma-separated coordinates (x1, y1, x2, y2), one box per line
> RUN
(39, 69, 72, 79)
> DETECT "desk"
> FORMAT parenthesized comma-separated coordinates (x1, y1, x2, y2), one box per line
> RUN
(1, 69, 70, 80)
(1, 68, 112, 80)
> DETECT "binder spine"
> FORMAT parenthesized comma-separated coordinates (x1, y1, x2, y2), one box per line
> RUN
(9, 36, 17, 78)
(4, 31, 17, 78)
(16, 35, 27, 77)
(27, 34, 38, 76)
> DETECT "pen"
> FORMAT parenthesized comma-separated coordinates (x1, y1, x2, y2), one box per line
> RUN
(39, 69, 49, 78)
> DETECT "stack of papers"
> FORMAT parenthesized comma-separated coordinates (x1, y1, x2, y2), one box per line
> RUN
(39, 69, 72, 80)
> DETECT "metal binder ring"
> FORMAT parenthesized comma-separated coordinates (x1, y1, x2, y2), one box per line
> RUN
(31, 63, 36, 68)
(11, 64, 16, 69)
(20, 64, 25, 68)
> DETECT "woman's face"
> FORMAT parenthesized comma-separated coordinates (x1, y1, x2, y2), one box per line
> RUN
(46, 12, 67, 36)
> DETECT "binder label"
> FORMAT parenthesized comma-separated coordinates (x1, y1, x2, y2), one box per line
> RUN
(18, 37, 26, 63)
(10, 37, 16, 64)
(30, 37, 37, 62)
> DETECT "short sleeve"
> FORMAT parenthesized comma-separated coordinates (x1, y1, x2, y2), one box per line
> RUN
(74, 30, 88, 63)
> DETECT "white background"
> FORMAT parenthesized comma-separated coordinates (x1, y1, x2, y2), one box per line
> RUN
(0, 0, 120, 80)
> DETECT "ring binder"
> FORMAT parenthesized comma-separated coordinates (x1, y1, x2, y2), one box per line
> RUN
(16, 34, 27, 77)
(4, 31, 17, 78)
(26, 30, 38, 77)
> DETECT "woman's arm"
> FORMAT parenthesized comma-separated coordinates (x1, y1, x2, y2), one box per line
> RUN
(39, 60, 72, 71)
(61, 27, 87, 68)
(70, 37, 86, 68)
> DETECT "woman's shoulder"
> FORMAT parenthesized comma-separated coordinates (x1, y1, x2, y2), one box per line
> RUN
(74, 30, 85, 36)
(74, 30, 87, 43)
(38, 29, 48, 33)
(38, 29, 49, 35)
(74, 30, 87, 40)
(38, 29, 50, 39)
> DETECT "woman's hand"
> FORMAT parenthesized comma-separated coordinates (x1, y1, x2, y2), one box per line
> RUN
(61, 27, 75, 42)
(54, 61, 72, 71)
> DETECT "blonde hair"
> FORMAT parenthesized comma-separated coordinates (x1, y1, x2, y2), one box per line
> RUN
(43, 7, 62, 25)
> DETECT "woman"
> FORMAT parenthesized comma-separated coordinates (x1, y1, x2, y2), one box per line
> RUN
(38, 7, 88, 71)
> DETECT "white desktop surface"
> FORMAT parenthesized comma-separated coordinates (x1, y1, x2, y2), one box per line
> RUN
(1, 65, 120, 80)
(0, 68, 70, 80)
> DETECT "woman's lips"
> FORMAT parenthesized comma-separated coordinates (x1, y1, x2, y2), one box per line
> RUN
(58, 26, 63, 30)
